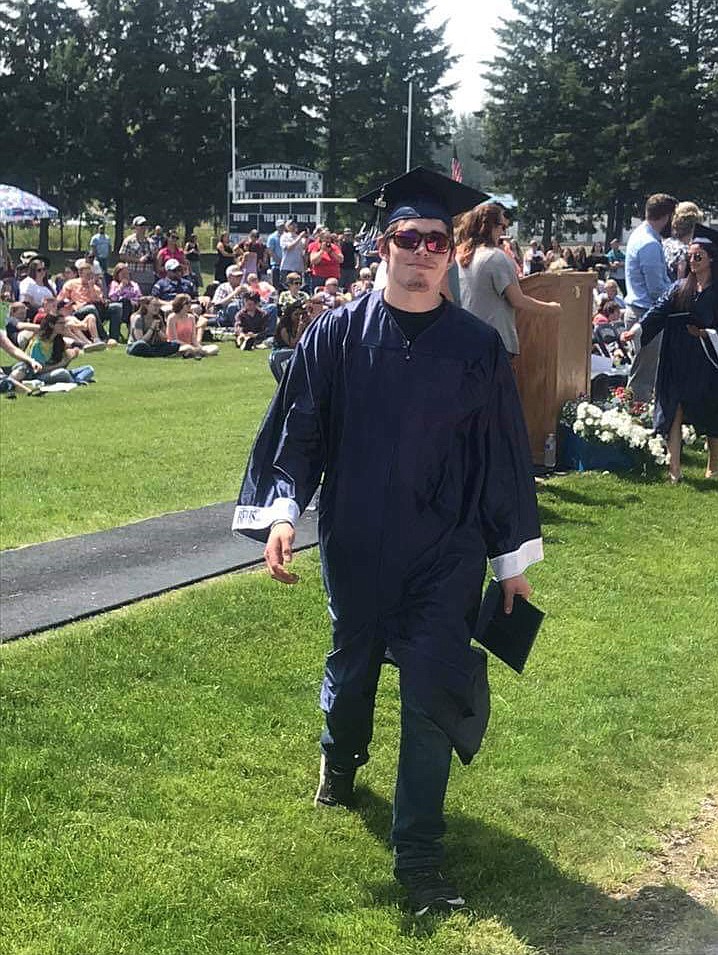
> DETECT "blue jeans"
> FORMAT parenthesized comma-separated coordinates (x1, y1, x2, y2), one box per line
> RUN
(320, 626, 455, 874)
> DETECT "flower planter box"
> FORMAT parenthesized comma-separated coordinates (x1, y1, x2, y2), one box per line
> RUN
(558, 423, 637, 472)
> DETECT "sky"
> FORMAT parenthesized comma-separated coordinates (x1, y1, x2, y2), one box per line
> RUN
(426, 0, 511, 116)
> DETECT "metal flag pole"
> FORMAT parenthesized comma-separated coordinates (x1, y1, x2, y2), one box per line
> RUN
(405, 81, 413, 172)
(230, 88, 237, 203)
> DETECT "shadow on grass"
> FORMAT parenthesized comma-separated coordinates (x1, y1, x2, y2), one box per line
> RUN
(353, 788, 718, 954)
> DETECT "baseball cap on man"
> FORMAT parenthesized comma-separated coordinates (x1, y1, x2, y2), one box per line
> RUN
(20, 250, 51, 267)
(275, 220, 285, 228)
(132, 215, 147, 226)
(226, 264, 243, 278)
(164, 258, 181, 271)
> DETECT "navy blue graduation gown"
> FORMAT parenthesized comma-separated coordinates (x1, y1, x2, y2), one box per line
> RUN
(639, 282, 718, 437)
(233, 291, 543, 763)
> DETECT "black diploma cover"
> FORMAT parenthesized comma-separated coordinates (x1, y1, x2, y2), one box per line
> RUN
(473, 578, 545, 674)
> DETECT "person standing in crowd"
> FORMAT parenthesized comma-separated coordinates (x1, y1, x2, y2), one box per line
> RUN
(624, 193, 678, 401)
(119, 216, 155, 293)
(184, 234, 202, 281)
(339, 228, 358, 291)
(89, 224, 111, 274)
(214, 231, 235, 283)
(522, 239, 545, 275)
(156, 232, 187, 278)
(308, 229, 343, 291)
(663, 202, 703, 282)
(622, 226, 718, 481)
(279, 221, 307, 284)
(457, 204, 561, 363)
(233, 167, 542, 917)
(606, 238, 626, 293)
(266, 220, 284, 288)
(149, 225, 166, 256)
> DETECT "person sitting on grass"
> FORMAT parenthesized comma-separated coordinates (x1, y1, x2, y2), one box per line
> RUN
(35, 297, 106, 352)
(234, 292, 268, 350)
(127, 297, 195, 358)
(350, 267, 374, 299)
(151, 259, 196, 301)
(167, 294, 218, 359)
(592, 299, 623, 327)
(268, 298, 312, 383)
(4, 301, 35, 345)
(277, 272, 309, 316)
(212, 264, 246, 328)
(9, 311, 83, 386)
(0, 328, 44, 397)
(52, 261, 78, 295)
(19, 257, 56, 314)
(108, 262, 142, 342)
(61, 259, 119, 344)
(316, 277, 347, 309)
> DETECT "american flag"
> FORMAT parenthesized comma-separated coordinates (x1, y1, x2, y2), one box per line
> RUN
(450, 146, 463, 183)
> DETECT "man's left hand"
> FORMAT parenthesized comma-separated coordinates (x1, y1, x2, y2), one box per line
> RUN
(501, 574, 532, 614)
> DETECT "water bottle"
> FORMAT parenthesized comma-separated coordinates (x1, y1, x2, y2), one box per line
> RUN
(544, 432, 557, 469)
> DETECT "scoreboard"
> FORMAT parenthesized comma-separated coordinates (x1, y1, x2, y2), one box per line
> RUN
(228, 163, 324, 239)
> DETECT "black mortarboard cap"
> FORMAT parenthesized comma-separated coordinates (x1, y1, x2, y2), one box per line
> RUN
(357, 166, 490, 229)
(693, 222, 718, 246)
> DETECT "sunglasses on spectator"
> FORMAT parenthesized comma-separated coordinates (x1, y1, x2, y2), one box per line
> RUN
(687, 253, 704, 262)
(288, 279, 301, 284)
(391, 229, 451, 254)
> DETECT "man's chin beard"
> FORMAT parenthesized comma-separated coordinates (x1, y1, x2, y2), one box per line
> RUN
(404, 276, 430, 292)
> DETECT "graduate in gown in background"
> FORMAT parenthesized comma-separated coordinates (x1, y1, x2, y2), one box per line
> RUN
(233, 167, 544, 916)
(622, 224, 718, 483)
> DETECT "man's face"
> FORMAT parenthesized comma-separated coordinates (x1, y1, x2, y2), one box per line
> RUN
(167, 267, 181, 281)
(611, 239, 619, 250)
(380, 218, 453, 294)
(325, 280, 338, 293)
(79, 266, 93, 282)
(287, 222, 297, 234)
(136, 225, 146, 238)
(229, 272, 242, 286)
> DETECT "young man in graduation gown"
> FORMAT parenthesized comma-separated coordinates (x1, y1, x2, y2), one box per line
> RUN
(233, 168, 544, 916)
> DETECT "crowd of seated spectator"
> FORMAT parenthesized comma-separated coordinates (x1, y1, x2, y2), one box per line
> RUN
(0, 216, 379, 392)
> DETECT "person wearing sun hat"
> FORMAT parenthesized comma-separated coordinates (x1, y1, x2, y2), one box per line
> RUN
(233, 166, 543, 916)
(622, 221, 718, 481)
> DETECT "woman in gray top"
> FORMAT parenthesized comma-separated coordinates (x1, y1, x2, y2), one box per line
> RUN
(456, 204, 561, 358)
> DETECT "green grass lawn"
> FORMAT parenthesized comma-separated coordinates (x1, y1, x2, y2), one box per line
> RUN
(2, 355, 718, 953)
(0, 345, 275, 549)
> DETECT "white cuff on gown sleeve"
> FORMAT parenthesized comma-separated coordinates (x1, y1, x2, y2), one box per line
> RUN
(704, 329, 718, 366)
(232, 498, 300, 533)
(490, 538, 544, 580)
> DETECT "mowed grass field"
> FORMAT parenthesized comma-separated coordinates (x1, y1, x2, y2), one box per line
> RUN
(0, 346, 275, 549)
(1, 351, 718, 954)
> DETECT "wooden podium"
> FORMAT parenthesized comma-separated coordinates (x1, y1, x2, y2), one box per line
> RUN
(514, 271, 595, 465)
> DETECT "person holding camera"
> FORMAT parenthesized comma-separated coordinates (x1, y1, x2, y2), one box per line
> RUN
(279, 221, 307, 285)
(126, 297, 189, 358)
(308, 229, 343, 292)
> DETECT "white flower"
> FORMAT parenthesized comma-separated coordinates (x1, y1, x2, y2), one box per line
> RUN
(576, 402, 589, 421)
(682, 425, 697, 446)
(573, 420, 586, 434)
(600, 430, 614, 443)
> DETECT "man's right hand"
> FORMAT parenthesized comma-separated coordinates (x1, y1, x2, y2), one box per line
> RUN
(264, 522, 299, 584)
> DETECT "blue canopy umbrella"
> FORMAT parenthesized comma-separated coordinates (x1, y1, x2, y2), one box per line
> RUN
(0, 184, 59, 223)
